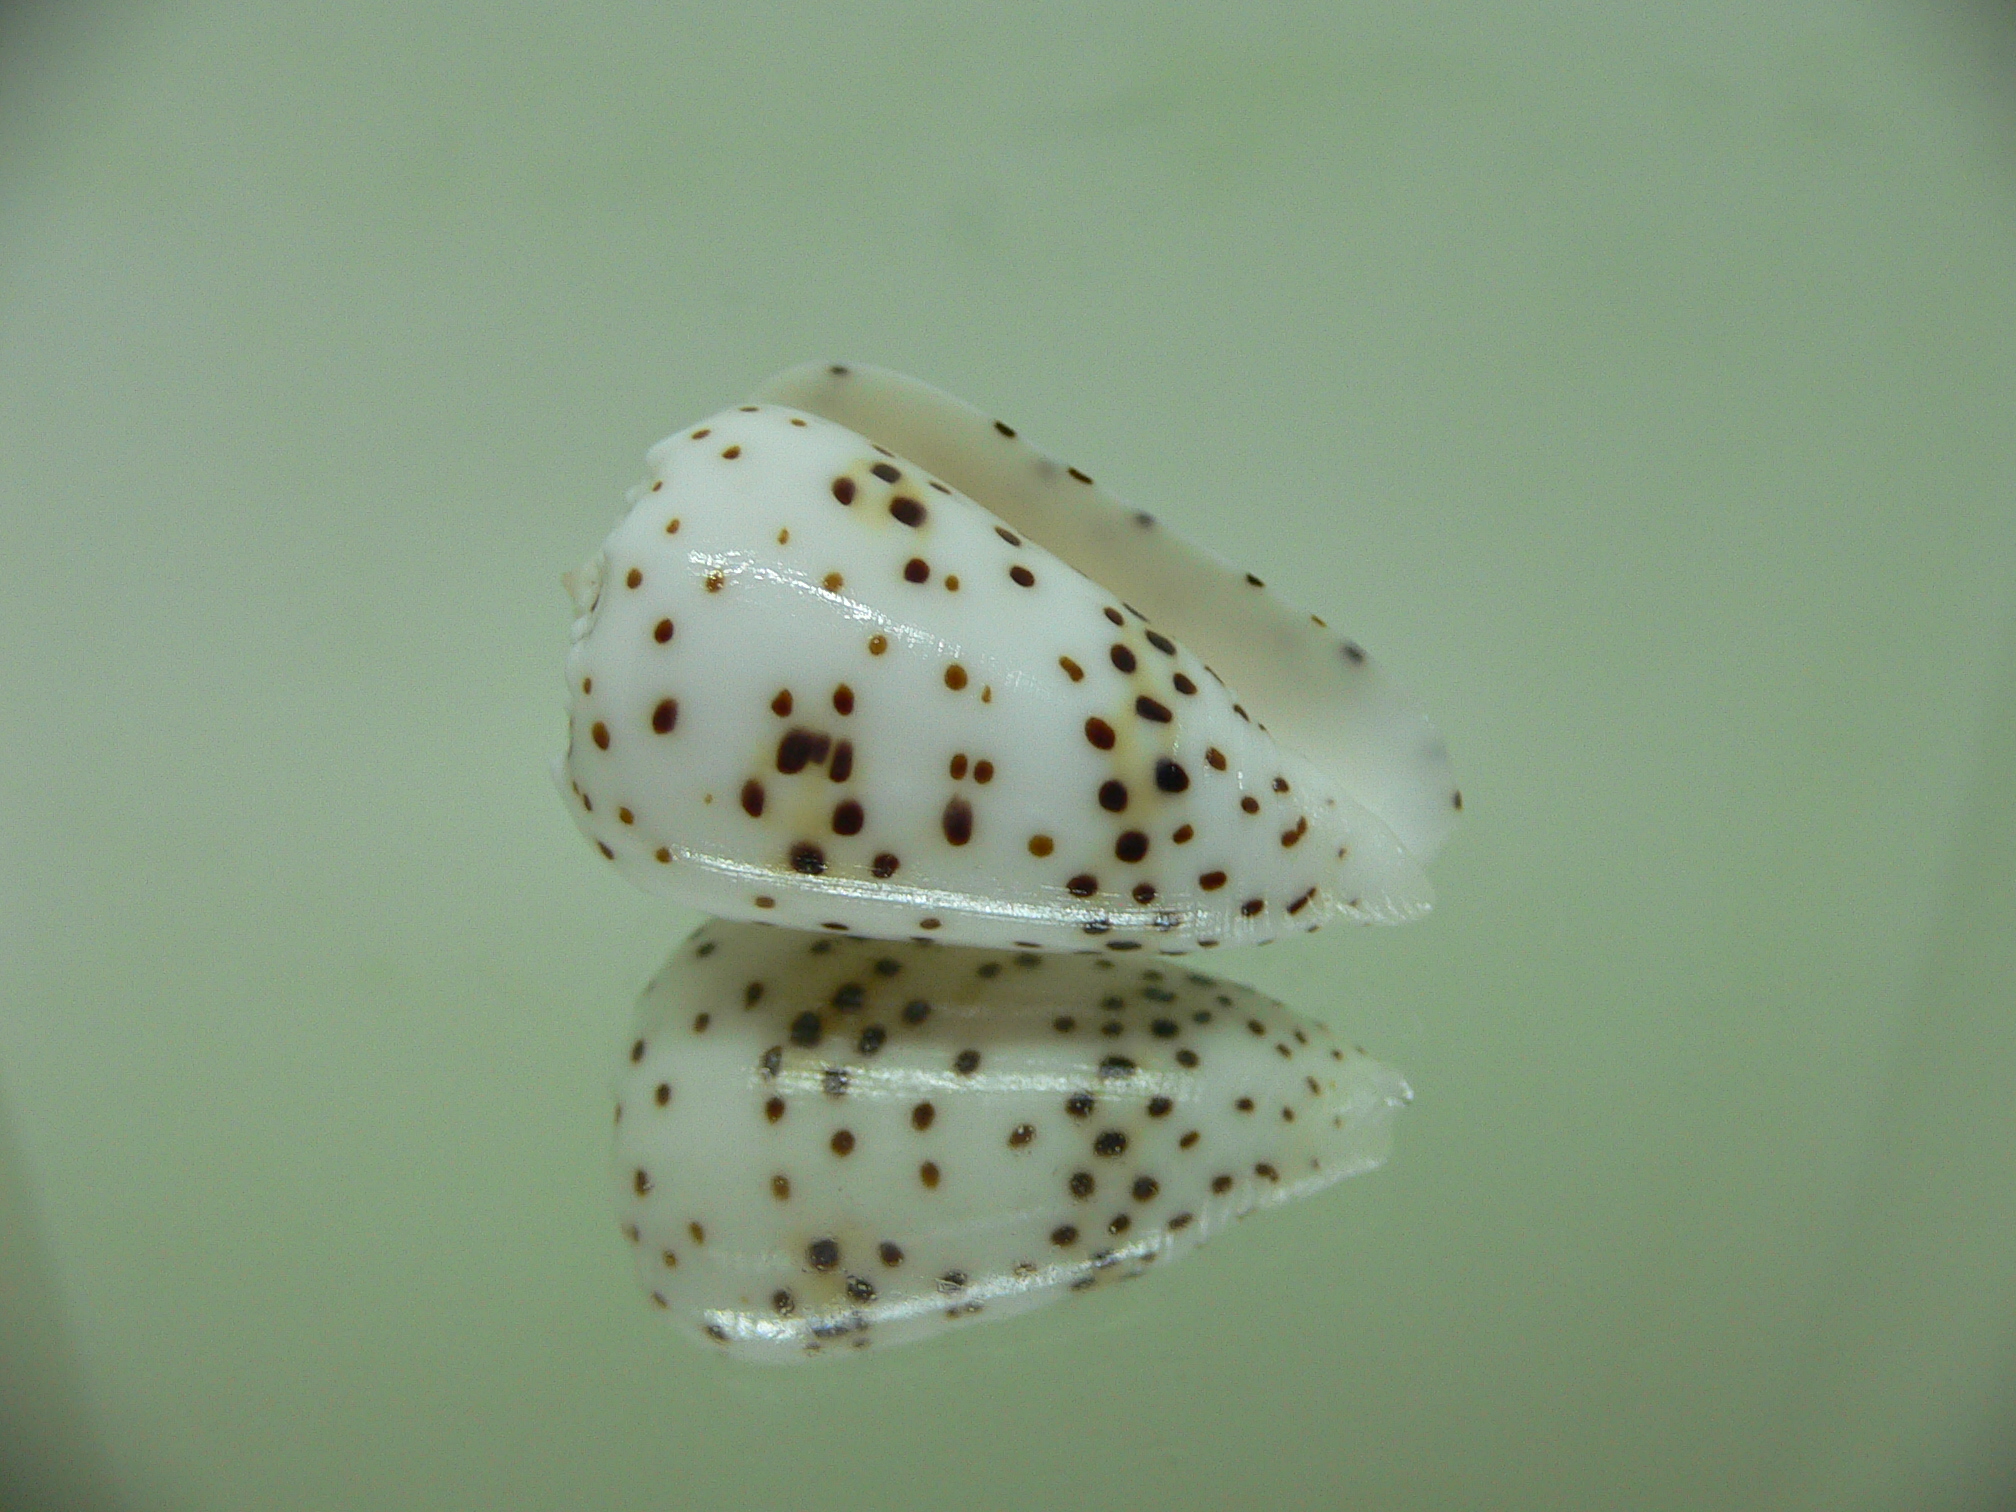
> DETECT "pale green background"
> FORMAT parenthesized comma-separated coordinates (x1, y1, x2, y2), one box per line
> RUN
(3, 2, 2014, 1509)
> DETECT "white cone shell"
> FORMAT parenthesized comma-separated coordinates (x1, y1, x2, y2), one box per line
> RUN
(559, 386, 1448, 952)
(612, 923, 1410, 1362)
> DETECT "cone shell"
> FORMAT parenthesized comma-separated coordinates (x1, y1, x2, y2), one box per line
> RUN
(559, 368, 1457, 952)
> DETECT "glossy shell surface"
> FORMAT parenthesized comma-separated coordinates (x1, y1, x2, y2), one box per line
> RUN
(559, 373, 1456, 951)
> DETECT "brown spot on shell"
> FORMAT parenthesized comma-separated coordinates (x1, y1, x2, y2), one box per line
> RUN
(942, 797, 974, 846)
(776, 728, 832, 774)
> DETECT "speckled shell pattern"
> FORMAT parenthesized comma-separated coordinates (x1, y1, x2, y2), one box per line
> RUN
(614, 923, 1410, 1362)
(559, 393, 1436, 953)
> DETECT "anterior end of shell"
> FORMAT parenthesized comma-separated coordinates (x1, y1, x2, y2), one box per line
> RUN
(610, 922, 1407, 1362)
(558, 397, 1435, 950)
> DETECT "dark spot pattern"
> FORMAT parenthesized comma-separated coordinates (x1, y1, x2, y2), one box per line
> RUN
(942, 797, 973, 846)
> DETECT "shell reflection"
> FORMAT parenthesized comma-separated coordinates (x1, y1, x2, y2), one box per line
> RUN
(613, 922, 1410, 1362)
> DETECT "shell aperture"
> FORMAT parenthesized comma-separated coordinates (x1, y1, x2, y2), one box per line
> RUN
(614, 923, 1410, 1362)
(558, 367, 1458, 952)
